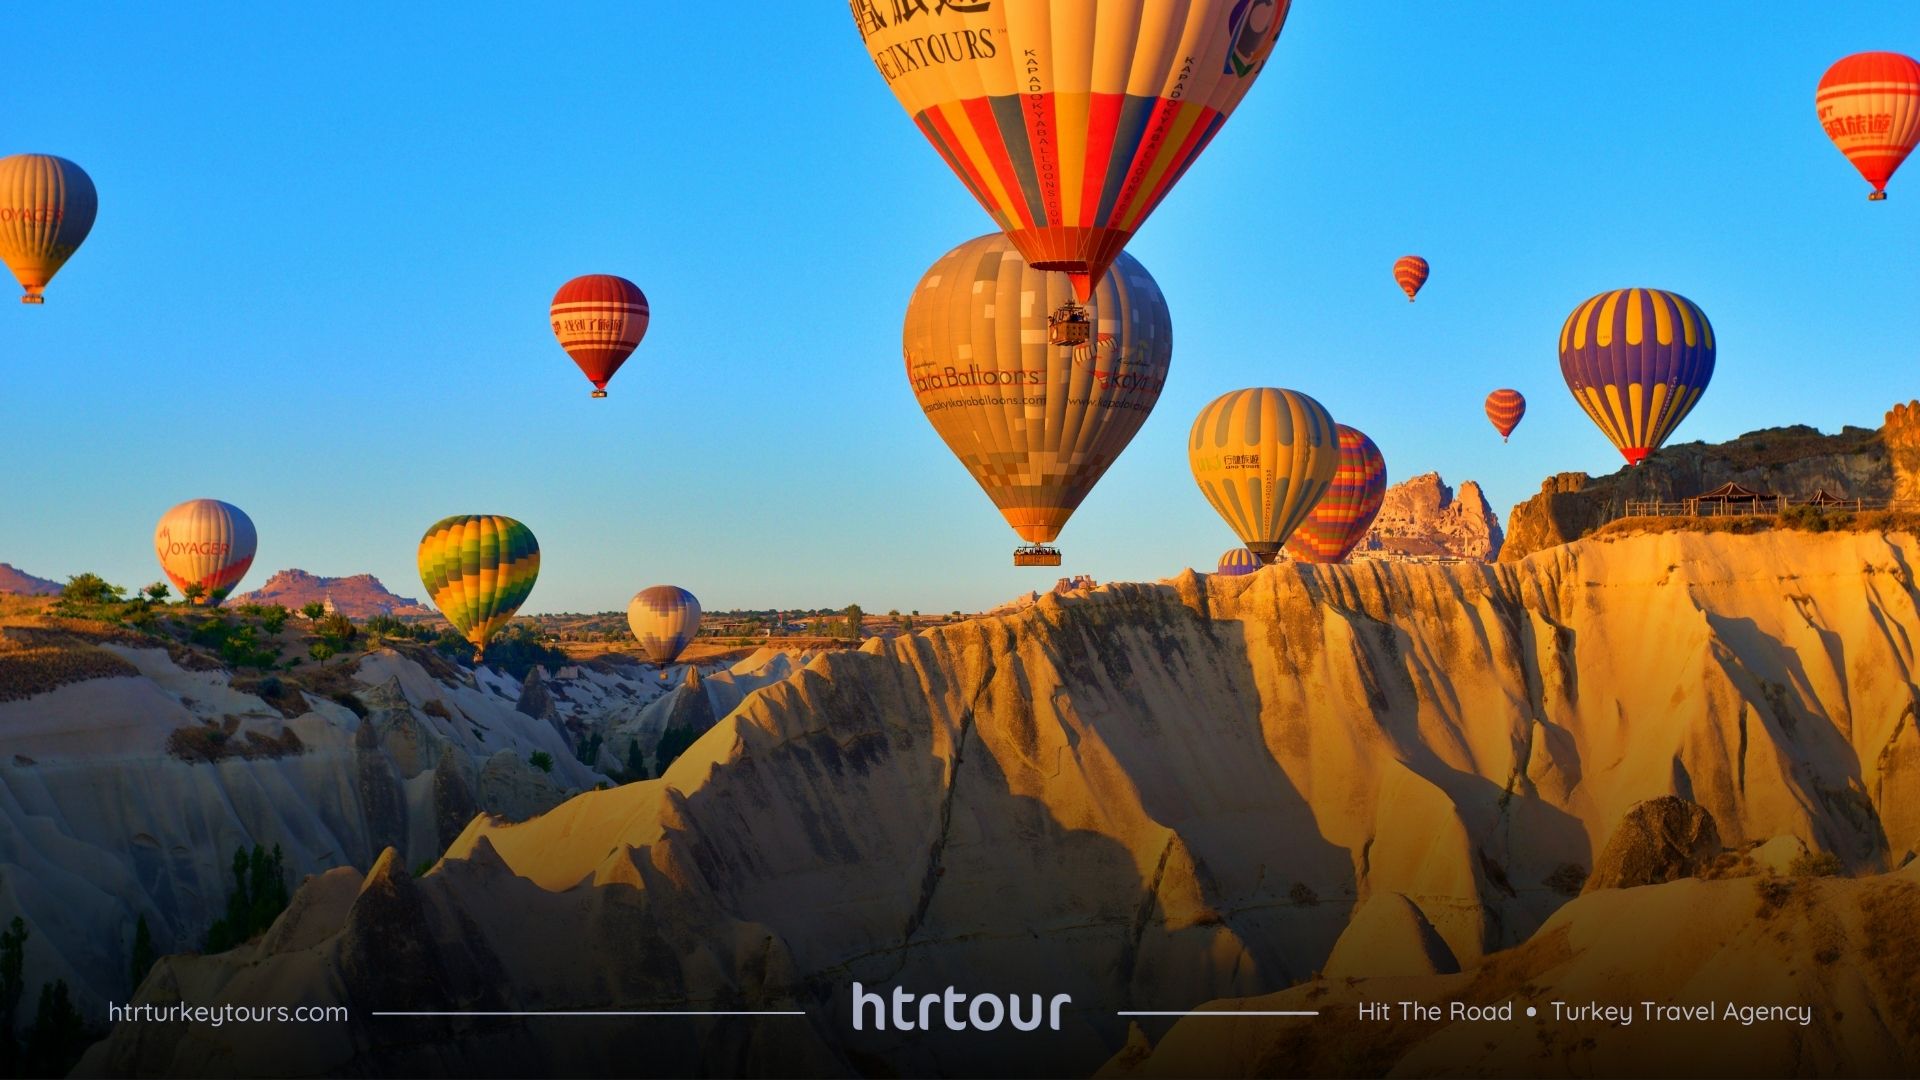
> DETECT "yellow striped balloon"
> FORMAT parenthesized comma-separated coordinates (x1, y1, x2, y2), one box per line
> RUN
(416, 515, 540, 660)
(0, 154, 97, 304)
(1188, 388, 1339, 563)
(1559, 288, 1715, 466)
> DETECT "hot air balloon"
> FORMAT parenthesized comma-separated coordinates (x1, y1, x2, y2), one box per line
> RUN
(154, 499, 257, 606)
(1285, 425, 1386, 564)
(1189, 388, 1339, 564)
(628, 586, 701, 666)
(851, 0, 1291, 320)
(1559, 289, 1714, 467)
(1393, 256, 1429, 302)
(904, 233, 1172, 567)
(0, 155, 97, 304)
(1216, 548, 1262, 577)
(1485, 389, 1526, 441)
(417, 515, 539, 661)
(550, 275, 650, 397)
(1817, 52, 1920, 201)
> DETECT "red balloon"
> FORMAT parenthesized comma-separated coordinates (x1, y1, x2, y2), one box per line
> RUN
(1393, 256, 1429, 302)
(550, 275, 650, 397)
(1485, 389, 1526, 441)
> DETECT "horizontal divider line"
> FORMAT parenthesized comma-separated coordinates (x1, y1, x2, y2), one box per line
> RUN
(371, 1010, 808, 1018)
(1117, 1010, 1321, 1017)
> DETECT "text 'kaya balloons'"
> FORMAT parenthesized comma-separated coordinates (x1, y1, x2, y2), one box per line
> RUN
(628, 586, 702, 666)
(1817, 52, 1920, 201)
(154, 499, 257, 606)
(1216, 548, 1262, 577)
(417, 515, 539, 660)
(1189, 388, 1339, 564)
(1485, 389, 1526, 441)
(852, 1, 1291, 301)
(1285, 425, 1387, 564)
(551, 275, 650, 397)
(0, 155, 97, 304)
(1393, 256, 1429, 302)
(1560, 289, 1715, 467)
(905, 233, 1172, 564)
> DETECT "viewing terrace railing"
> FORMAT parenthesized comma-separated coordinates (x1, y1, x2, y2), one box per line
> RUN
(1618, 497, 1892, 519)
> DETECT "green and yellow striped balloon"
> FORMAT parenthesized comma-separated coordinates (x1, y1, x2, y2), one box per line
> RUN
(1188, 388, 1340, 564)
(416, 515, 540, 659)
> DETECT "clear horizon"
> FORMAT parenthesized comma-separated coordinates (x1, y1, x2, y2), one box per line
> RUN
(4, 4, 1915, 614)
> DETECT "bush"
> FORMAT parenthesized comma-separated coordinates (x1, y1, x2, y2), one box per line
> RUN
(1789, 850, 1845, 878)
(60, 573, 125, 606)
(482, 624, 569, 682)
(528, 750, 555, 773)
(363, 614, 409, 639)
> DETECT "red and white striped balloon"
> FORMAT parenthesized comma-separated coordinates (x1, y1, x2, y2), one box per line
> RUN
(550, 274, 650, 397)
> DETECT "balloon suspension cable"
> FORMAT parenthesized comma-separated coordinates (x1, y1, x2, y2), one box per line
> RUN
(1014, 544, 1063, 567)
(1047, 302, 1092, 348)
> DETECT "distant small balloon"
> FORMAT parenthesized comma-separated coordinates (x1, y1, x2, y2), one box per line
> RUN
(1485, 389, 1526, 441)
(0, 154, 97, 304)
(1285, 425, 1387, 564)
(1816, 52, 1920, 201)
(1216, 548, 1262, 577)
(1189, 388, 1340, 564)
(550, 275, 649, 397)
(1393, 256, 1429, 302)
(629, 585, 701, 665)
(154, 499, 256, 606)
(417, 515, 540, 660)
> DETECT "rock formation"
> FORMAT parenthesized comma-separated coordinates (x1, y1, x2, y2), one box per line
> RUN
(229, 570, 435, 618)
(1582, 796, 1722, 892)
(1502, 423, 1890, 561)
(1352, 473, 1503, 561)
(1888, 401, 1920, 506)
(0, 564, 61, 596)
(71, 529, 1920, 1078)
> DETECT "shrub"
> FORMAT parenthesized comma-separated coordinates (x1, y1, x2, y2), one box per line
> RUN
(482, 624, 569, 682)
(60, 573, 125, 606)
(1789, 850, 1845, 878)
(528, 750, 555, 773)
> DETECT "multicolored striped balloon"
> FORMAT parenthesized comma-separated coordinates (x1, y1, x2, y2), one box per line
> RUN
(628, 585, 701, 666)
(1484, 389, 1526, 441)
(852, 1, 1291, 302)
(1285, 425, 1386, 564)
(1393, 255, 1429, 302)
(417, 515, 540, 660)
(1559, 289, 1715, 467)
(0, 154, 97, 304)
(550, 274, 650, 397)
(154, 499, 256, 606)
(1189, 388, 1339, 563)
(1817, 52, 1920, 201)
(904, 233, 1172, 553)
(1215, 548, 1262, 577)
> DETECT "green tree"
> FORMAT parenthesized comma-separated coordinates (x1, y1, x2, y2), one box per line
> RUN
(60, 573, 125, 606)
(181, 582, 208, 604)
(143, 582, 172, 604)
(22, 979, 86, 1078)
(204, 845, 290, 952)
(655, 726, 700, 774)
(0, 917, 26, 1075)
(842, 604, 865, 640)
(258, 605, 291, 635)
(528, 750, 555, 773)
(624, 741, 646, 782)
(300, 601, 327, 622)
(129, 915, 157, 992)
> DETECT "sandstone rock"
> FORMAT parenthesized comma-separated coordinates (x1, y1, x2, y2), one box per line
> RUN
(1353, 473, 1504, 561)
(0, 563, 60, 596)
(229, 569, 434, 618)
(1750, 834, 1811, 876)
(1584, 796, 1722, 891)
(1321, 893, 1459, 978)
(1888, 401, 1920, 505)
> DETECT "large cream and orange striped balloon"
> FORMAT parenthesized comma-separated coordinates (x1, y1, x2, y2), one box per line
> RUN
(1188, 388, 1339, 563)
(904, 233, 1172, 558)
(1559, 289, 1715, 466)
(154, 499, 257, 606)
(0, 155, 97, 304)
(852, 1, 1291, 302)
(1817, 52, 1920, 201)
(1393, 255, 1429, 302)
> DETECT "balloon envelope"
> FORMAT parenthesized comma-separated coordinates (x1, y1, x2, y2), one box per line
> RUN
(1393, 256, 1429, 302)
(154, 499, 256, 606)
(1485, 389, 1526, 440)
(628, 586, 701, 666)
(1215, 548, 1262, 577)
(0, 155, 97, 304)
(551, 275, 650, 395)
(1189, 388, 1339, 562)
(904, 233, 1172, 548)
(417, 515, 540, 658)
(1285, 425, 1386, 564)
(1817, 52, 1920, 200)
(1559, 289, 1714, 466)
(852, 1, 1291, 300)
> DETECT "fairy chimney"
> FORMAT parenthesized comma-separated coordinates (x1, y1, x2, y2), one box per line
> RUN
(1888, 401, 1920, 506)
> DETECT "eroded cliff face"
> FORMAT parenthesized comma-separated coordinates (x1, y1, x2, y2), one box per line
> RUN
(77, 531, 1920, 1078)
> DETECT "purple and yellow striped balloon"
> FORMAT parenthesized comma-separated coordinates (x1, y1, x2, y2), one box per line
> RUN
(1215, 548, 1263, 576)
(1559, 288, 1714, 466)
(1285, 425, 1387, 564)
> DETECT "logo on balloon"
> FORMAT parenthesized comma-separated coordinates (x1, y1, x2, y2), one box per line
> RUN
(1225, 0, 1284, 76)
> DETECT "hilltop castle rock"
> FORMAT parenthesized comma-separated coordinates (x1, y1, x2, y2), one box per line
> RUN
(1353, 472, 1503, 561)
(230, 570, 435, 618)
(76, 529, 1920, 1077)
(1502, 422, 1893, 562)
(1887, 400, 1920, 505)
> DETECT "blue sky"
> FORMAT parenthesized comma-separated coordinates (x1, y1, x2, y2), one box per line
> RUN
(3, 4, 1915, 613)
